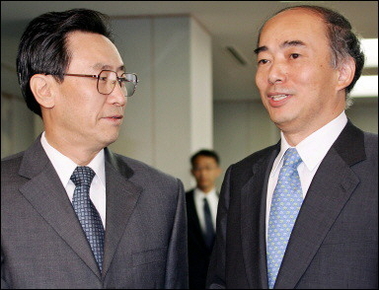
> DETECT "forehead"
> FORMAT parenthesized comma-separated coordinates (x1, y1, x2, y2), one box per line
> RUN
(193, 155, 217, 164)
(66, 31, 124, 71)
(259, 9, 328, 46)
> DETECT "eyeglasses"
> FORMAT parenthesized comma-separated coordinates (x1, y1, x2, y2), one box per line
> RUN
(57, 70, 138, 97)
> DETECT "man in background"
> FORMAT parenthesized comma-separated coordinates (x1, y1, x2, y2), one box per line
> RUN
(1, 8, 187, 289)
(186, 149, 221, 289)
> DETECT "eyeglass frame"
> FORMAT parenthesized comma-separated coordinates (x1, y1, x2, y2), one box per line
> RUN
(46, 69, 139, 97)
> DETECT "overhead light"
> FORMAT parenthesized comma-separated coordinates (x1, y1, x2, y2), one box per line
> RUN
(350, 75, 378, 98)
(361, 38, 378, 68)
(225, 46, 248, 66)
(350, 38, 378, 98)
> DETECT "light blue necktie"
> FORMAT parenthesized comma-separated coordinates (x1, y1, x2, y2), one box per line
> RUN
(267, 148, 303, 289)
(71, 166, 105, 272)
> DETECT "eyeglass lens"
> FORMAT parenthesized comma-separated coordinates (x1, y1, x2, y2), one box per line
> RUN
(97, 70, 137, 97)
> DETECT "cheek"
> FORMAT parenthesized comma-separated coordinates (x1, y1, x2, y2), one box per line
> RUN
(255, 70, 266, 91)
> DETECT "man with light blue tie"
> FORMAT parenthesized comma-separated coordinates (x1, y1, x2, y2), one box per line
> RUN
(207, 4, 378, 289)
(1, 8, 188, 289)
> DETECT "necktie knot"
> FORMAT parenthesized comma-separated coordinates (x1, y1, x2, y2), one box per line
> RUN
(70, 166, 95, 188)
(282, 148, 302, 169)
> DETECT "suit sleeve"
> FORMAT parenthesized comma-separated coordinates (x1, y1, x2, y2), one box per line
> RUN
(206, 166, 232, 289)
(1, 247, 10, 289)
(164, 178, 189, 289)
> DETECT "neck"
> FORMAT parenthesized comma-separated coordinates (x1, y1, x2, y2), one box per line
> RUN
(198, 186, 215, 194)
(44, 131, 101, 166)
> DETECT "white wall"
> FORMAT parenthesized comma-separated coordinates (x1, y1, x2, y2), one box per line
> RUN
(109, 16, 212, 189)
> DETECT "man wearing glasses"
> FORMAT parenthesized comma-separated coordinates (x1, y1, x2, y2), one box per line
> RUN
(1, 9, 188, 289)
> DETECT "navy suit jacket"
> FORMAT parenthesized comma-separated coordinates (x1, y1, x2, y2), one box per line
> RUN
(207, 121, 378, 289)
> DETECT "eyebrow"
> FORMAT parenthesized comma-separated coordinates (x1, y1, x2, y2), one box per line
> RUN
(254, 40, 306, 55)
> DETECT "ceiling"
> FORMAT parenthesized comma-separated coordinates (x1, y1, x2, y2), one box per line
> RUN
(1, 1, 378, 101)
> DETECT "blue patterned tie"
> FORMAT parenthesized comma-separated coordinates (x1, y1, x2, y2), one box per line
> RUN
(267, 148, 303, 289)
(71, 166, 105, 272)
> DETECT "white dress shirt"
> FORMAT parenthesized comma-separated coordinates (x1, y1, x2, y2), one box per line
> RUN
(266, 111, 348, 232)
(194, 187, 219, 234)
(40, 132, 107, 228)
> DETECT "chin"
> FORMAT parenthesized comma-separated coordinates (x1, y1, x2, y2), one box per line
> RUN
(101, 133, 119, 147)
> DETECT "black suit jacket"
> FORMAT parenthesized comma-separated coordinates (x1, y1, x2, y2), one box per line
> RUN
(207, 121, 378, 289)
(186, 189, 217, 289)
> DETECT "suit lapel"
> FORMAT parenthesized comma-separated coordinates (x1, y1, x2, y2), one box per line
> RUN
(101, 149, 143, 275)
(275, 122, 365, 288)
(18, 138, 101, 277)
(240, 147, 279, 288)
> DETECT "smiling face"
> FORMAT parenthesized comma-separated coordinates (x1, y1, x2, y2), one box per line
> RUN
(255, 8, 349, 145)
(44, 31, 127, 156)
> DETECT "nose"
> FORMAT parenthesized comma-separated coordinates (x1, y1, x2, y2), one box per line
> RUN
(108, 84, 126, 107)
(267, 61, 287, 85)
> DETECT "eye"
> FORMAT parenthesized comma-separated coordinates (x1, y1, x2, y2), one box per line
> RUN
(257, 59, 269, 65)
(290, 53, 300, 59)
(118, 78, 128, 86)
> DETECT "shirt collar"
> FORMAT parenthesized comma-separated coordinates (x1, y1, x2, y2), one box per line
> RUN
(40, 132, 106, 187)
(194, 187, 218, 199)
(273, 111, 348, 173)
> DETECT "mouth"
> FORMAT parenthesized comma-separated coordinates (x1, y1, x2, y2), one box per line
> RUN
(102, 115, 123, 121)
(268, 94, 292, 101)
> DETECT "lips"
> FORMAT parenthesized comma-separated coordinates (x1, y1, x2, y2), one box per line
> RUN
(101, 115, 123, 122)
(104, 115, 123, 119)
(269, 94, 290, 101)
(266, 92, 294, 107)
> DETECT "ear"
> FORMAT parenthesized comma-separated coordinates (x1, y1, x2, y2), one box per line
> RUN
(336, 57, 355, 92)
(29, 74, 56, 109)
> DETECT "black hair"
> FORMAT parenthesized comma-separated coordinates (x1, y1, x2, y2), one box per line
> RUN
(190, 149, 220, 167)
(16, 8, 113, 117)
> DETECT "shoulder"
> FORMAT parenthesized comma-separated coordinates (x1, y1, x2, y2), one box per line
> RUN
(107, 150, 183, 190)
(364, 131, 378, 150)
(221, 144, 278, 189)
(185, 189, 195, 201)
(362, 131, 378, 167)
(229, 144, 278, 174)
(1, 151, 29, 200)
(1, 151, 25, 179)
(186, 189, 195, 196)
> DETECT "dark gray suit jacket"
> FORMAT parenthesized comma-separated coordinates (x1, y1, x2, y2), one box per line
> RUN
(207, 121, 378, 289)
(1, 136, 188, 289)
